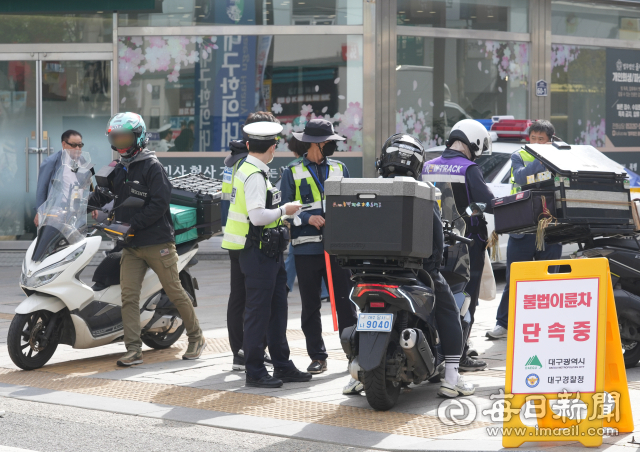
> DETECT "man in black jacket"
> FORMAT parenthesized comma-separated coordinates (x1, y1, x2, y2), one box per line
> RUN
(91, 112, 205, 366)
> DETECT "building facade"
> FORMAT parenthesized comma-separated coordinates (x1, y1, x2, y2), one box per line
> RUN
(1, 0, 640, 239)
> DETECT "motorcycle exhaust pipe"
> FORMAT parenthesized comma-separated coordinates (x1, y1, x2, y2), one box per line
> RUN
(401, 328, 435, 379)
(349, 356, 362, 381)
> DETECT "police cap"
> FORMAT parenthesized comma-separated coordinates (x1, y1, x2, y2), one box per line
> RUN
(243, 121, 283, 141)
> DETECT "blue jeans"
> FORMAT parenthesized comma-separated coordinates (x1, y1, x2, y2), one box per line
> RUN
(496, 235, 563, 328)
(285, 244, 329, 298)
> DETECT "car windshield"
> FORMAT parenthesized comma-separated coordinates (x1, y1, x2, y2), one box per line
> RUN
(32, 150, 93, 263)
(424, 150, 512, 182)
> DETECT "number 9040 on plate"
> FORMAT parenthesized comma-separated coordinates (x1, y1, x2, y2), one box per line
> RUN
(356, 313, 393, 332)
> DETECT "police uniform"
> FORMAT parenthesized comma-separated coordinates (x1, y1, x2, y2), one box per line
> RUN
(493, 149, 562, 331)
(280, 121, 357, 370)
(221, 122, 304, 386)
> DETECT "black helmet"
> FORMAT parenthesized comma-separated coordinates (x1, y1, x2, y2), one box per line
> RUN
(377, 133, 425, 179)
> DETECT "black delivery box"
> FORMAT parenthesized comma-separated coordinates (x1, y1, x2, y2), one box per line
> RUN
(324, 176, 435, 259)
(524, 143, 632, 225)
(169, 173, 223, 242)
(492, 190, 556, 234)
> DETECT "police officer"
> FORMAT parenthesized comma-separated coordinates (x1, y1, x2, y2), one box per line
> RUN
(280, 119, 358, 375)
(487, 120, 562, 339)
(377, 133, 475, 398)
(221, 111, 278, 371)
(90, 112, 205, 366)
(221, 121, 312, 388)
(422, 119, 494, 372)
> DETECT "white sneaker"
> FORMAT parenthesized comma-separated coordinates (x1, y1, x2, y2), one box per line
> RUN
(343, 377, 364, 395)
(438, 375, 475, 398)
(486, 324, 508, 339)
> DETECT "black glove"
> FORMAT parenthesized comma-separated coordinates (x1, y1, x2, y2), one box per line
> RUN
(103, 221, 135, 244)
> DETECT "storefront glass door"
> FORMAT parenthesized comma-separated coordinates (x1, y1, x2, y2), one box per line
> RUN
(0, 54, 111, 240)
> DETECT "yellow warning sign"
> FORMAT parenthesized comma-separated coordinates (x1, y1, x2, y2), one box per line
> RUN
(503, 258, 633, 447)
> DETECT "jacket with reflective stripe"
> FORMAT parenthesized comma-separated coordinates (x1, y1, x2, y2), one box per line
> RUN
(221, 161, 279, 250)
(289, 159, 342, 242)
(510, 149, 536, 194)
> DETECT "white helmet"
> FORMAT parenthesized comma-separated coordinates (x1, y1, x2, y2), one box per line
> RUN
(446, 119, 492, 158)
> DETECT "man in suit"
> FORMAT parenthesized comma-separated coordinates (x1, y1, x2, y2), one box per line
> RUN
(34, 129, 84, 226)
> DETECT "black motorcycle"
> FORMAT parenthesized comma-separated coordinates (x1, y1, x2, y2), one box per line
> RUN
(339, 206, 479, 411)
(572, 235, 640, 368)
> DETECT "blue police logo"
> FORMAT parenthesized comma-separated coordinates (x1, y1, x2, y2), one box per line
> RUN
(366, 202, 370, 207)
(525, 373, 540, 388)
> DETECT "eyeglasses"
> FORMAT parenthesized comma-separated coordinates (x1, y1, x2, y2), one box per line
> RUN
(65, 141, 84, 149)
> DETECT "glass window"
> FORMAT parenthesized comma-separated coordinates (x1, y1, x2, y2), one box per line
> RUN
(118, 34, 363, 155)
(0, 14, 112, 43)
(397, 0, 528, 32)
(550, 45, 605, 147)
(552, 0, 640, 40)
(120, 0, 363, 26)
(396, 36, 529, 147)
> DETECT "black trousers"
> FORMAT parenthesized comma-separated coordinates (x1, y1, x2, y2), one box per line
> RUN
(239, 247, 295, 379)
(429, 269, 463, 356)
(295, 253, 357, 361)
(462, 237, 486, 356)
(227, 250, 245, 356)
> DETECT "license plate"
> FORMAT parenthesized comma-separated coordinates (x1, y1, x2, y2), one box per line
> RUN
(356, 313, 393, 332)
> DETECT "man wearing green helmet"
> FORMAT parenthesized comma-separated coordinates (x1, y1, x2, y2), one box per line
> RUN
(90, 112, 205, 366)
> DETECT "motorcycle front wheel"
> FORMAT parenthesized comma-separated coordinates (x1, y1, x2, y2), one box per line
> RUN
(7, 310, 59, 370)
(364, 364, 401, 411)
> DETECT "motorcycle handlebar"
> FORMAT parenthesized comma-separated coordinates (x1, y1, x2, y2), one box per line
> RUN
(446, 232, 474, 246)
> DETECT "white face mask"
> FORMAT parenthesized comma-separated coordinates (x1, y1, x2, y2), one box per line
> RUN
(266, 145, 276, 164)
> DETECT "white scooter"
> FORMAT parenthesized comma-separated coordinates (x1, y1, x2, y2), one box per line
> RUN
(8, 151, 200, 370)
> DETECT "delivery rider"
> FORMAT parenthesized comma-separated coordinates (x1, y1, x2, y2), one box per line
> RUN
(422, 119, 494, 372)
(486, 120, 562, 339)
(280, 118, 358, 375)
(221, 121, 312, 388)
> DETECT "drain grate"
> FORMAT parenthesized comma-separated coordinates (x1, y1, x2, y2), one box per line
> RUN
(0, 368, 490, 438)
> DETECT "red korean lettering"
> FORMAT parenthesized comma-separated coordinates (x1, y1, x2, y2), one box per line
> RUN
(523, 323, 541, 342)
(565, 292, 578, 308)
(550, 293, 564, 308)
(537, 294, 550, 309)
(548, 322, 565, 341)
(578, 292, 592, 307)
(573, 321, 591, 342)
(523, 294, 536, 309)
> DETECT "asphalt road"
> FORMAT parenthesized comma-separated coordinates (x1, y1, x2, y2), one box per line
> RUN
(0, 398, 377, 452)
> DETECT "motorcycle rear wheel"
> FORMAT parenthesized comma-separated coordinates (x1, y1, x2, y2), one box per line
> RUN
(364, 365, 401, 411)
(7, 311, 59, 370)
(622, 339, 640, 368)
(141, 283, 195, 350)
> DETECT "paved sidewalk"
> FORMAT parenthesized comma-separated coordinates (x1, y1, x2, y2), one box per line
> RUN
(1, 261, 639, 450)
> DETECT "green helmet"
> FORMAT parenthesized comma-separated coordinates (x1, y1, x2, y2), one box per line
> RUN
(106, 112, 148, 158)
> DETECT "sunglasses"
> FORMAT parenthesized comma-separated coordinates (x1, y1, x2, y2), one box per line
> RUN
(65, 141, 85, 149)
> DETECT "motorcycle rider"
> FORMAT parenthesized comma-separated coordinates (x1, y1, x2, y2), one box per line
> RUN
(422, 119, 494, 372)
(486, 120, 562, 339)
(90, 112, 205, 366)
(377, 133, 475, 397)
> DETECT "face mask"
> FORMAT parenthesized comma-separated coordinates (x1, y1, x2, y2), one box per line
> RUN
(321, 140, 337, 157)
(267, 145, 276, 164)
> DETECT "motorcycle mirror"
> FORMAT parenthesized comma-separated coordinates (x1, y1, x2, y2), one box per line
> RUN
(466, 202, 486, 217)
(119, 197, 145, 209)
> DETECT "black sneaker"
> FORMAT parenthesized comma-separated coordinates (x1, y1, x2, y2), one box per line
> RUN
(307, 360, 327, 374)
(264, 351, 273, 368)
(467, 348, 478, 358)
(459, 356, 487, 372)
(273, 367, 312, 383)
(232, 353, 245, 371)
(246, 374, 283, 388)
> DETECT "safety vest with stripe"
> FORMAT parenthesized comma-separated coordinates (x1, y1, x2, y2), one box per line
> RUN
(221, 160, 241, 202)
(510, 149, 536, 194)
(289, 159, 343, 246)
(221, 161, 280, 250)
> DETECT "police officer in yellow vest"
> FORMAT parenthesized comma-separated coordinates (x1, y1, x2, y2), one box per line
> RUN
(221, 112, 278, 371)
(487, 120, 563, 339)
(221, 121, 312, 388)
(280, 119, 357, 375)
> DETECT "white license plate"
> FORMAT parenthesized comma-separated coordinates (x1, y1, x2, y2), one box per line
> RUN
(356, 313, 393, 332)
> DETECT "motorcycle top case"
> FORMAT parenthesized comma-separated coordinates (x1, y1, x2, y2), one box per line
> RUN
(324, 176, 435, 258)
(491, 190, 556, 234)
(169, 173, 223, 242)
(524, 143, 632, 224)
